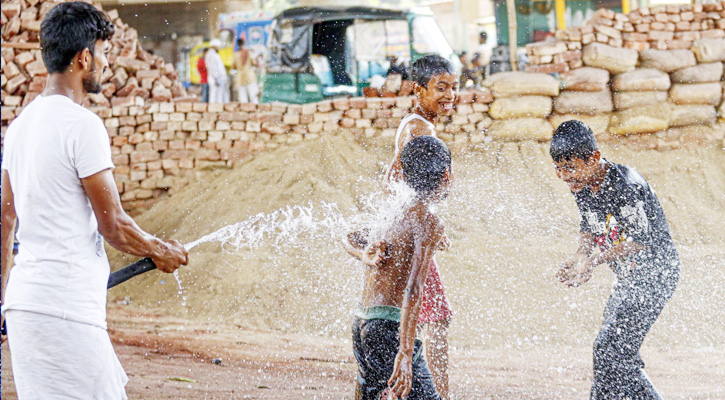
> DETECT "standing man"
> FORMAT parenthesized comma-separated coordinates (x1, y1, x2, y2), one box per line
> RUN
(197, 47, 209, 102)
(205, 38, 229, 104)
(233, 37, 259, 104)
(475, 31, 492, 68)
(0, 2, 188, 398)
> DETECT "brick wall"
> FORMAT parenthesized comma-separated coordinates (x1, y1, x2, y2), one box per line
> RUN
(2, 88, 723, 211)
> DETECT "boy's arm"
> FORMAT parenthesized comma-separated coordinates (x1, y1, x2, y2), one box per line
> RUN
(589, 240, 646, 267)
(557, 230, 595, 282)
(565, 239, 647, 287)
(388, 220, 442, 399)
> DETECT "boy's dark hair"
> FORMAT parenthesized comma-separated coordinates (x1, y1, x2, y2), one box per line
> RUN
(550, 120, 598, 162)
(479, 31, 487, 43)
(401, 136, 451, 196)
(411, 54, 455, 87)
(40, 2, 115, 74)
(237, 37, 245, 47)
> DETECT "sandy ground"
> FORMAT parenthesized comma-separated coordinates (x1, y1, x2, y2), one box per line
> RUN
(3, 304, 724, 399)
(2, 134, 725, 398)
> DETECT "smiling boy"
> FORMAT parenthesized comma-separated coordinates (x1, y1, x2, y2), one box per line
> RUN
(345, 54, 458, 399)
(551, 120, 680, 399)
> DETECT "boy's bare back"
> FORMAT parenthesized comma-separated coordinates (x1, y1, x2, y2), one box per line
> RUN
(361, 202, 445, 309)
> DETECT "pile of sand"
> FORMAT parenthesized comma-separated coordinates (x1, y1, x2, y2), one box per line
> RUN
(108, 134, 725, 350)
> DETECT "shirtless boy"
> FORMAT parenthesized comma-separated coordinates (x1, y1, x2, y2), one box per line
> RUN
(349, 135, 452, 400)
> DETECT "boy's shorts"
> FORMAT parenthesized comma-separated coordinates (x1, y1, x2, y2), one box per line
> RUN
(419, 258, 453, 324)
(352, 306, 442, 400)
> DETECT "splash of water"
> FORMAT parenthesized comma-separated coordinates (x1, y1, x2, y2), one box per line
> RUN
(182, 180, 417, 255)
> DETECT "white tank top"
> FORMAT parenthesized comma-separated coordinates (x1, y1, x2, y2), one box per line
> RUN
(394, 113, 437, 153)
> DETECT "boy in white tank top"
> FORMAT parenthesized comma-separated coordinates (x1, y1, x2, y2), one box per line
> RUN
(346, 55, 458, 399)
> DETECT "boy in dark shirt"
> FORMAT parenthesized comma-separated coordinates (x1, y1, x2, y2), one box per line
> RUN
(347, 135, 451, 400)
(551, 120, 680, 400)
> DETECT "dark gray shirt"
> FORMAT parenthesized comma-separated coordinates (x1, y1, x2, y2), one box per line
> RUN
(574, 160, 679, 277)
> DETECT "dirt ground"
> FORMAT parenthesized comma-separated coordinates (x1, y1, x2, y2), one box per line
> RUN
(3, 304, 724, 399)
(2, 134, 725, 399)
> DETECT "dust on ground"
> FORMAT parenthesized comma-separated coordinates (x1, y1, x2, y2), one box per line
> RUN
(2, 133, 725, 398)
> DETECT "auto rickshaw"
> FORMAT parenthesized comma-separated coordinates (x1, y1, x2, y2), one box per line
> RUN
(261, 6, 460, 104)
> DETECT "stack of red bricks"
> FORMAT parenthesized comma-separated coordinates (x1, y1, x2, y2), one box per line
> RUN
(526, 2, 725, 72)
(525, 39, 583, 73)
(622, 3, 725, 51)
(1, 89, 492, 207)
(1, 0, 190, 111)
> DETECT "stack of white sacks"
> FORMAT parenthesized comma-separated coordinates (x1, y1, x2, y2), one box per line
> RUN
(484, 71, 560, 140)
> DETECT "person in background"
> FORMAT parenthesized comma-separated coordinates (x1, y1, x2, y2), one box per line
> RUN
(233, 37, 259, 104)
(471, 53, 486, 86)
(386, 55, 409, 81)
(205, 38, 229, 104)
(458, 52, 476, 88)
(475, 31, 492, 68)
(197, 47, 209, 103)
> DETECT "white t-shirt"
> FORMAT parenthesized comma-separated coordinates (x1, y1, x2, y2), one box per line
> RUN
(1, 94, 114, 329)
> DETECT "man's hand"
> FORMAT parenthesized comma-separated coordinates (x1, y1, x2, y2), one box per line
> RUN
(388, 351, 413, 399)
(152, 239, 188, 273)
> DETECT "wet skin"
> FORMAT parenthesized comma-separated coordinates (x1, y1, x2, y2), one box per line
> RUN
(552, 150, 607, 194)
(553, 151, 645, 286)
(345, 170, 452, 400)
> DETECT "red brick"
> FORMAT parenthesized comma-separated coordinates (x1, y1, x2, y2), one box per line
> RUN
(136, 142, 153, 152)
(130, 150, 160, 163)
(112, 154, 129, 165)
(332, 98, 351, 111)
(350, 97, 367, 109)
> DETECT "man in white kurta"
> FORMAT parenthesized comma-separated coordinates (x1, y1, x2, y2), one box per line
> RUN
(1, 2, 188, 398)
(205, 38, 229, 104)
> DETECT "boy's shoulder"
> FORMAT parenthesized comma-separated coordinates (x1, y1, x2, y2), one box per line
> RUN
(608, 161, 649, 191)
(406, 203, 445, 241)
(399, 115, 436, 136)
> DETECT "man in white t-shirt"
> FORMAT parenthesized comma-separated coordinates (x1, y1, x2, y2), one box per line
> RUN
(0, 3, 188, 398)
(206, 38, 229, 104)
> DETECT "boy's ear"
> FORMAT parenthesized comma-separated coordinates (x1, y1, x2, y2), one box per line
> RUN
(587, 150, 601, 165)
(413, 82, 425, 98)
(442, 167, 453, 185)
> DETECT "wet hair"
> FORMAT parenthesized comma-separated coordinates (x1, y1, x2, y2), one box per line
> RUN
(550, 120, 598, 162)
(401, 136, 451, 196)
(411, 54, 455, 88)
(40, 2, 114, 74)
(237, 37, 245, 47)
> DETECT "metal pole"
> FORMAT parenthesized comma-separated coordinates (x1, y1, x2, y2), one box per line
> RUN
(455, 0, 463, 52)
(506, 0, 518, 71)
(556, 0, 567, 30)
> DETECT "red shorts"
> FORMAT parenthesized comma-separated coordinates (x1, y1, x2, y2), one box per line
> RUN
(418, 258, 453, 324)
